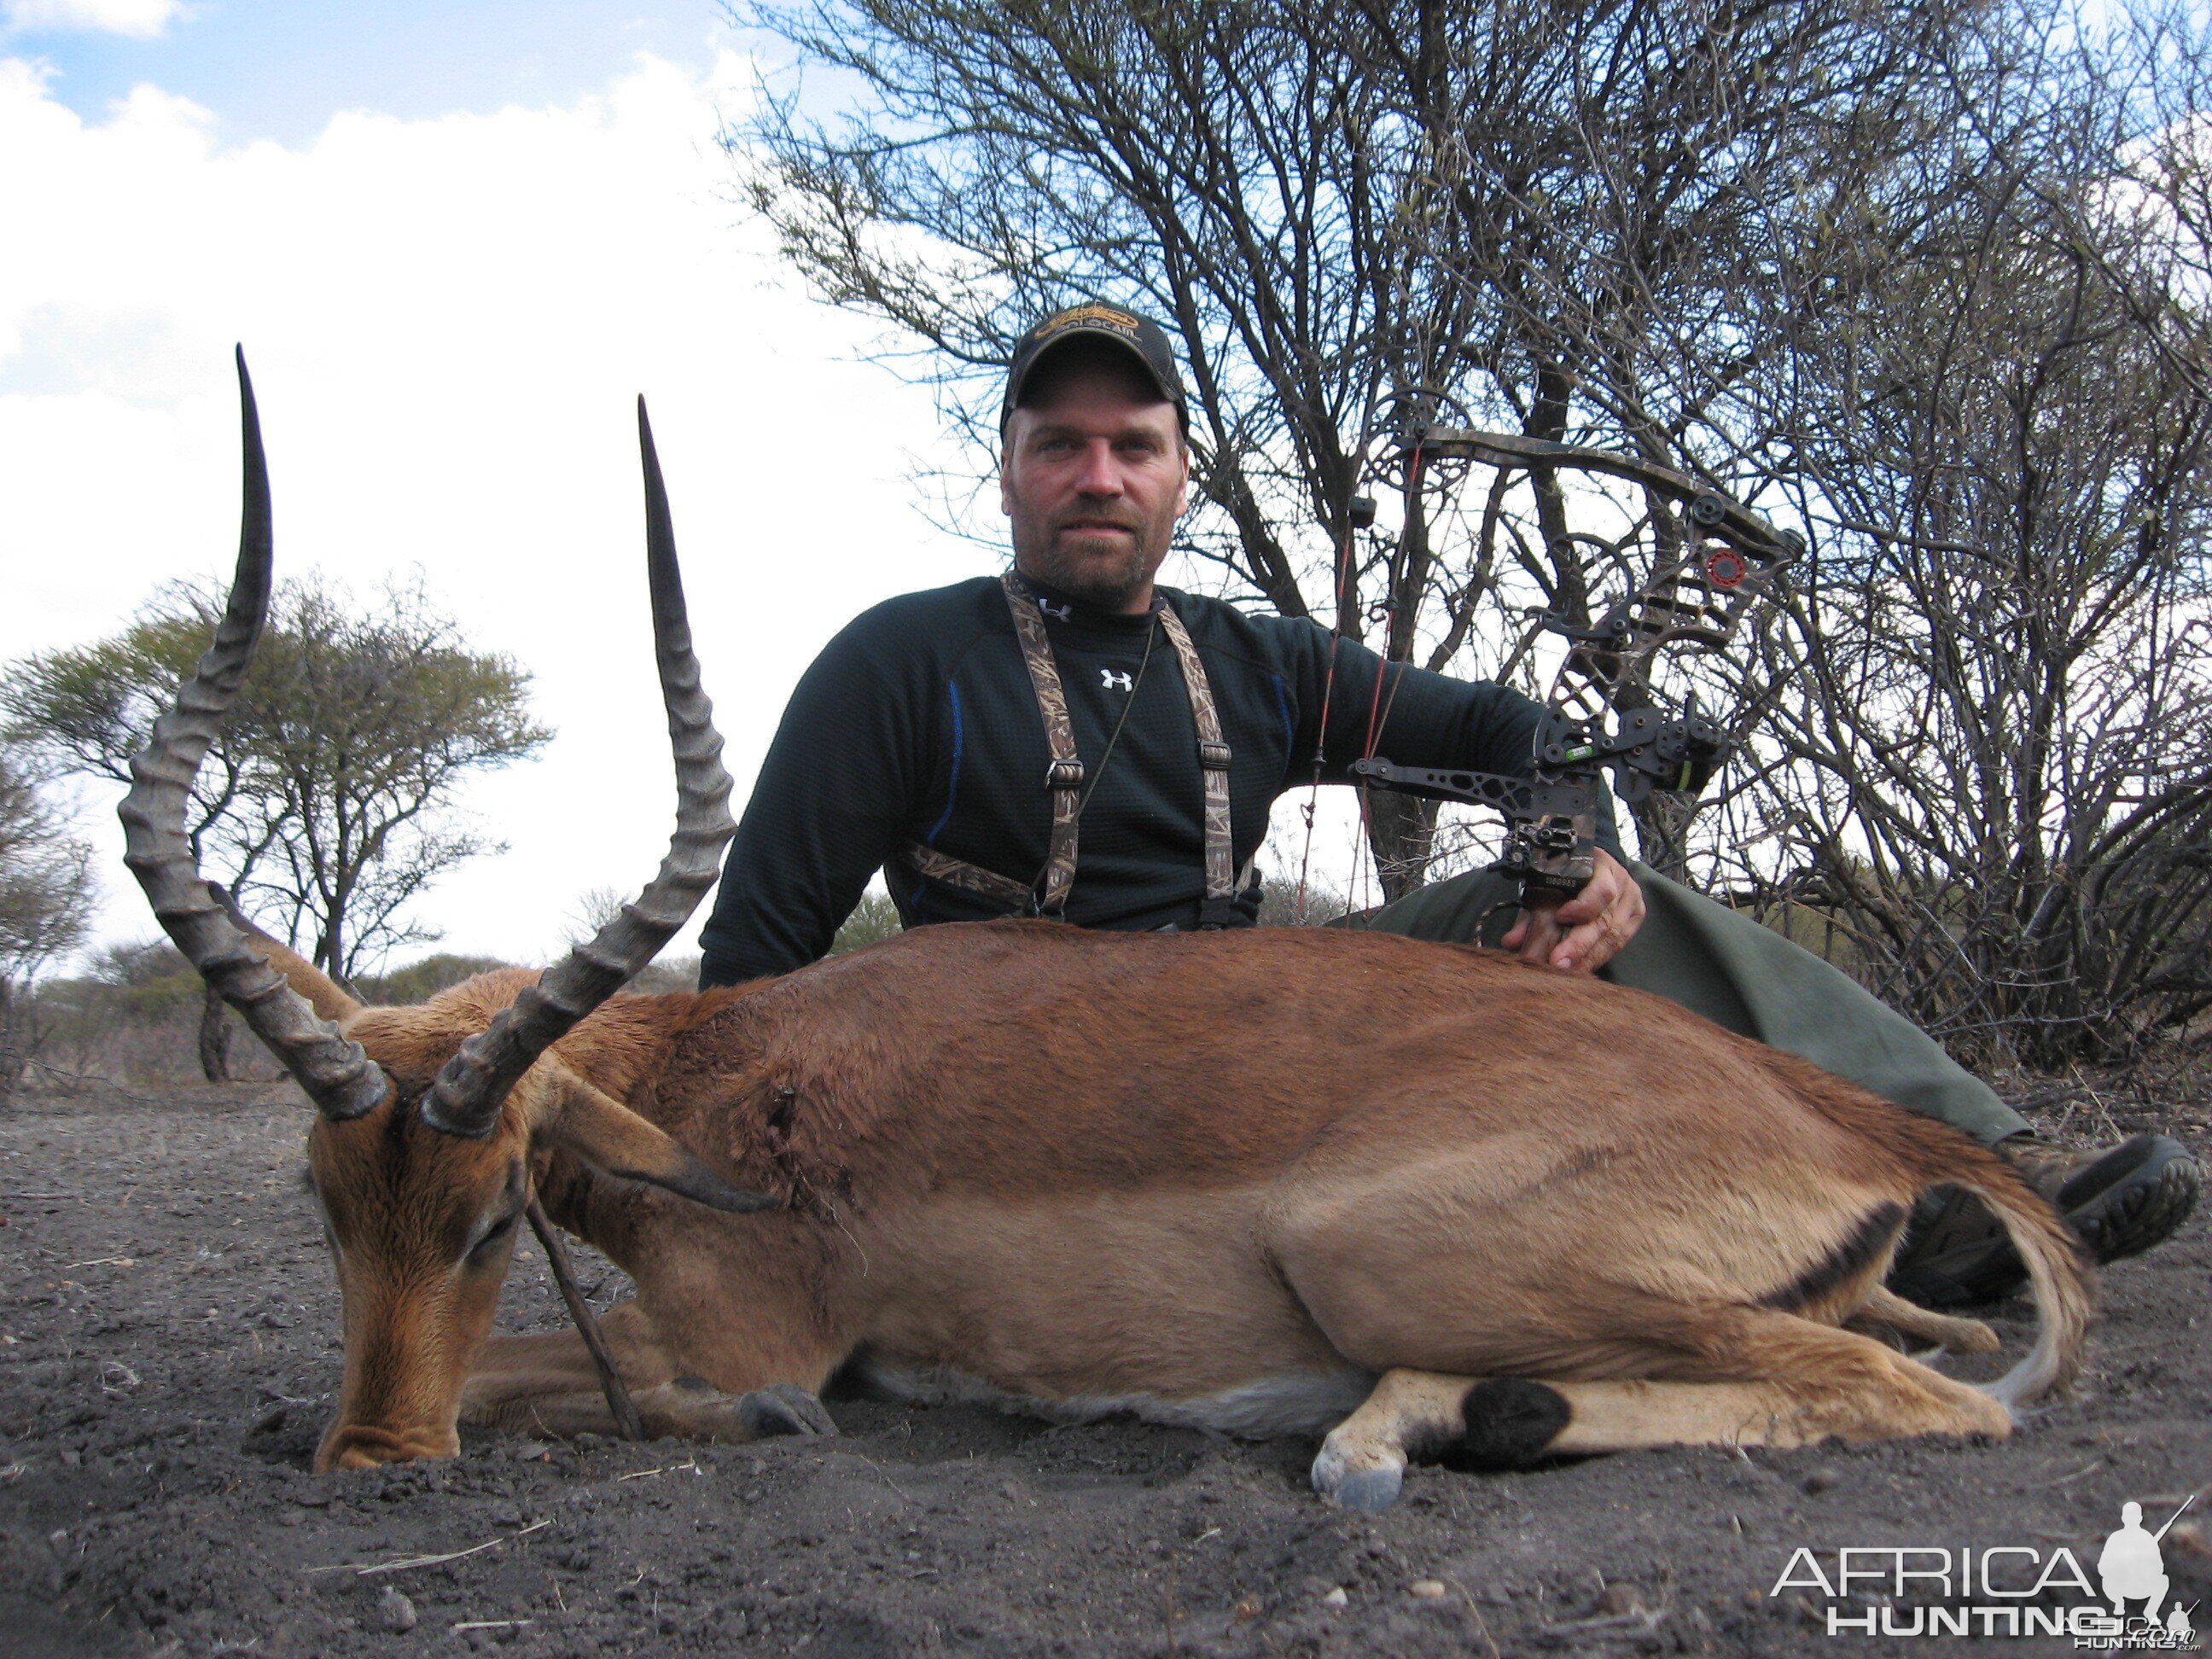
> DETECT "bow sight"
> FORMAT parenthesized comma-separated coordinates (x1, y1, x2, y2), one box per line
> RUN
(1349, 429, 1801, 901)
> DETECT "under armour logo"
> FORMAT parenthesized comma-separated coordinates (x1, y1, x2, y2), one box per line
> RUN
(1036, 596, 1073, 620)
(1100, 668, 1133, 692)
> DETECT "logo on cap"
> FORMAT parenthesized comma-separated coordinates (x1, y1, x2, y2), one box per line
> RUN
(1034, 304, 1143, 342)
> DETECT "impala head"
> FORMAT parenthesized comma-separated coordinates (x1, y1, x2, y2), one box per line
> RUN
(119, 351, 770, 1470)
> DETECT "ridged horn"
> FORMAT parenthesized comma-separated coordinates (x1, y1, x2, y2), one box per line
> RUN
(422, 399, 736, 1138)
(117, 348, 390, 1121)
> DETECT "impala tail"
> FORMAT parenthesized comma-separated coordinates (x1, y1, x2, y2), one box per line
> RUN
(1901, 1130, 2094, 1412)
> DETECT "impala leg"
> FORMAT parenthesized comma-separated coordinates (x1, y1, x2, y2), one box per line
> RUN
(1845, 1284, 2001, 1355)
(1311, 1313, 2013, 1511)
(1311, 1368, 1519, 1511)
(460, 1303, 837, 1444)
(462, 1302, 668, 1412)
(468, 1377, 837, 1442)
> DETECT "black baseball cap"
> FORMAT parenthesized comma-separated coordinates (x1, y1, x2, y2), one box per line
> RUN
(1001, 304, 1189, 433)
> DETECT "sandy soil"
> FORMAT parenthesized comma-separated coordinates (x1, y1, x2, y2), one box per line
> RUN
(0, 1084, 2205, 1658)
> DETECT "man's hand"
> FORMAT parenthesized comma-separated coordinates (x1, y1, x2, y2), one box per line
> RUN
(1499, 847, 1644, 975)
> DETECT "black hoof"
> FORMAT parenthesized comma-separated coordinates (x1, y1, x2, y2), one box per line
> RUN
(736, 1383, 837, 1440)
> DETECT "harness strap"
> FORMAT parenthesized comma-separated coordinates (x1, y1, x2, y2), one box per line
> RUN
(1155, 602, 1240, 926)
(998, 568, 1085, 917)
(900, 571, 1241, 926)
(900, 841, 1033, 909)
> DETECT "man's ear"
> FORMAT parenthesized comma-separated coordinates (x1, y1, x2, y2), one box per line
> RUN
(538, 1064, 776, 1214)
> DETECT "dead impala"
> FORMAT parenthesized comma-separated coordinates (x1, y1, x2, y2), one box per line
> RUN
(120, 355, 2092, 1507)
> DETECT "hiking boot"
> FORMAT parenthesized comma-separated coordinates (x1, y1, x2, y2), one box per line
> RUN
(1888, 1132, 2201, 1309)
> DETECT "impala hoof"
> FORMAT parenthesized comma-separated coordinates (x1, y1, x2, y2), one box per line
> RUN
(1327, 1466, 1405, 1511)
(736, 1383, 837, 1441)
(1310, 1442, 1404, 1511)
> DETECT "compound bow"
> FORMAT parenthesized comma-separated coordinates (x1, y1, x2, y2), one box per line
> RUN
(1347, 428, 1802, 902)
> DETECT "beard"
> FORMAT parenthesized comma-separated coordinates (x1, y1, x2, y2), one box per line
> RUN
(1019, 521, 1165, 612)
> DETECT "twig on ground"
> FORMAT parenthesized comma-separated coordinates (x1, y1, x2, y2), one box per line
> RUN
(1547, 1606, 1671, 1635)
(302, 1517, 550, 1576)
(853, 1452, 915, 1505)
(2054, 1456, 2107, 1486)
(617, 1458, 700, 1481)
(1446, 1578, 1503, 1659)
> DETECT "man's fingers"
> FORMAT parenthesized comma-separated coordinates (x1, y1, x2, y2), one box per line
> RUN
(1503, 894, 1565, 961)
(1502, 859, 1642, 973)
(1551, 917, 1615, 975)
(1556, 895, 1640, 974)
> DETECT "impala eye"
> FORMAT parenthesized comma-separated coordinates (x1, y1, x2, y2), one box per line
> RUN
(467, 1208, 521, 1264)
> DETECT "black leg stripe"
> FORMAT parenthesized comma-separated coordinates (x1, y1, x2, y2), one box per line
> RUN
(1452, 1377, 1571, 1470)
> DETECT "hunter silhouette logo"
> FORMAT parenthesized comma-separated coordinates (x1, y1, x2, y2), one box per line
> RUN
(1772, 1493, 2203, 1645)
(2101, 1501, 2174, 1621)
(1100, 668, 1133, 692)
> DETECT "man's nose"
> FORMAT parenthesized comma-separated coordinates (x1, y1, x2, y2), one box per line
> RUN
(1073, 438, 1122, 494)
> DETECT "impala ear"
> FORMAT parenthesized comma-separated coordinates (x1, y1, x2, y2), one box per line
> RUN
(538, 1064, 776, 1214)
(207, 882, 362, 1022)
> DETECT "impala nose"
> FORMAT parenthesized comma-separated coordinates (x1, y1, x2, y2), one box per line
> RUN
(316, 1421, 459, 1470)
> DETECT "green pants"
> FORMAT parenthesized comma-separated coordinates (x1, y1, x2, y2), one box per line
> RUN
(1349, 863, 2028, 1146)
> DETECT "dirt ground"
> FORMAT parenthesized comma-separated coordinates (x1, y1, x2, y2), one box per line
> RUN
(0, 1082, 2205, 1659)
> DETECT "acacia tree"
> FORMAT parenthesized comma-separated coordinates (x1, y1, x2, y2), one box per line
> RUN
(0, 740, 96, 1100)
(737, 0, 1988, 892)
(1701, 17, 2212, 1066)
(3, 576, 550, 1075)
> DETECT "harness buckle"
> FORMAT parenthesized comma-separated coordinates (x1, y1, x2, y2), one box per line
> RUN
(1197, 740, 1231, 772)
(1045, 758, 1086, 790)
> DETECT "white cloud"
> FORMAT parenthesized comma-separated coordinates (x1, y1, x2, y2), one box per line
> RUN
(2, 0, 183, 38)
(0, 49, 987, 967)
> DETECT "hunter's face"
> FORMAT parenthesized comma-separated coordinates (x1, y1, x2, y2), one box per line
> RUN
(1000, 350, 1189, 614)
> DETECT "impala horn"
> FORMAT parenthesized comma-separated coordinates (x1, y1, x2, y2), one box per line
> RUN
(119, 348, 390, 1121)
(420, 398, 736, 1137)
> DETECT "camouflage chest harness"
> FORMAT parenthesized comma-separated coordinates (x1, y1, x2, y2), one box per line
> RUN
(899, 569, 1242, 927)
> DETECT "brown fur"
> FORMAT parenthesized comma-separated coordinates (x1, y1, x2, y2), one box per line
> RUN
(265, 920, 2090, 1499)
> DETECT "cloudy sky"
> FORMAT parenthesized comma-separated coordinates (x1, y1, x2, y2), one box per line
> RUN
(3, 0, 1369, 973)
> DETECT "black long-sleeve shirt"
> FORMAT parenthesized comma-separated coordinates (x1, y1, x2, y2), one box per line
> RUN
(697, 575, 1622, 986)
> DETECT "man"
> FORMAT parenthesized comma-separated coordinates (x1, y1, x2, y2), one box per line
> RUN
(700, 303, 2197, 1304)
